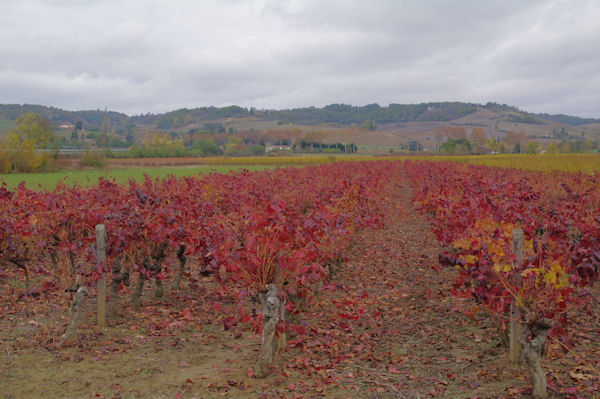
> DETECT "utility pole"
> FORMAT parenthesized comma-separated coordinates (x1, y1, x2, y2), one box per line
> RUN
(103, 107, 107, 173)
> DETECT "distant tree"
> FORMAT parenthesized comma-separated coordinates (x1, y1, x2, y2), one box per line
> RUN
(0, 132, 51, 172)
(212, 131, 229, 146)
(448, 126, 466, 141)
(126, 126, 135, 144)
(265, 129, 288, 145)
(505, 131, 519, 149)
(437, 126, 450, 140)
(545, 142, 558, 154)
(486, 137, 500, 153)
(143, 130, 151, 149)
(192, 137, 219, 156)
(12, 113, 55, 147)
(131, 131, 185, 156)
(248, 144, 266, 155)
(432, 128, 446, 147)
(525, 141, 539, 154)
(557, 140, 573, 153)
(407, 141, 423, 151)
(517, 130, 529, 148)
(504, 130, 529, 152)
(0, 142, 10, 173)
(440, 138, 471, 155)
(305, 131, 324, 152)
(152, 133, 161, 147)
(436, 125, 466, 141)
(224, 136, 245, 156)
(359, 119, 377, 131)
(513, 143, 521, 153)
(571, 140, 589, 153)
(469, 127, 486, 146)
(284, 129, 302, 151)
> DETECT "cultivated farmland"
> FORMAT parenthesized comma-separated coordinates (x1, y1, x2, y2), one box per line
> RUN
(1, 160, 598, 398)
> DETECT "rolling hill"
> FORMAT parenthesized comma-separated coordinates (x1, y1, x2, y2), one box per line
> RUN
(1, 102, 598, 150)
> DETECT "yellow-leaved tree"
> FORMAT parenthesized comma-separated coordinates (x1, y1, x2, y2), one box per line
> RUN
(13, 113, 55, 148)
(0, 113, 55, 173)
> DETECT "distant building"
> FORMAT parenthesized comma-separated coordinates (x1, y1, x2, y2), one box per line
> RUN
(266, 143, 291, 152)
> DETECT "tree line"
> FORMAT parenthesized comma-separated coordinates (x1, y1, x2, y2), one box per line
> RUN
(6, 102, 595, 135)
(121, 128, 359, 158)
(434, 126, 599, 155)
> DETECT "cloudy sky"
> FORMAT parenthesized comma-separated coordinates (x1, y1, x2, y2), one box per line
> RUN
(1, 0, 599, 117)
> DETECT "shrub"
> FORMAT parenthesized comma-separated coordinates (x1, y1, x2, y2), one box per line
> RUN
(79, 151, 104, 168)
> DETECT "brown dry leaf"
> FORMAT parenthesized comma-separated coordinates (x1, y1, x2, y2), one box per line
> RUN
(569, 370, 596, 381)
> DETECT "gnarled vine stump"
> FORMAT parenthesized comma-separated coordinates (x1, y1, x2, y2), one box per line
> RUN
(171, 245, 187, 290)
(519, 318, 553, 399)
(60, 286, 88, 345)
(253, 284, 280, 378)
(108, 259, 130, 318)
(132, 256, 163, 306)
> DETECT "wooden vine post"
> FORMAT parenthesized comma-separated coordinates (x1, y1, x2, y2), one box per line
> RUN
(510, 228, 524, 363)
(96, 224, 107, 327)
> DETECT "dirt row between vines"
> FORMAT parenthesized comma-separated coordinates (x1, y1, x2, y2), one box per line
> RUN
(1, 176, 598, 398)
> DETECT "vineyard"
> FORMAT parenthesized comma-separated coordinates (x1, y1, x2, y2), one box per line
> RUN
(1, 160, 599, 398)
(107, 153, 600, 173)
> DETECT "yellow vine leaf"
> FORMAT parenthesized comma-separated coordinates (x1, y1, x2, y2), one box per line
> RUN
(493, 263, 502, 273)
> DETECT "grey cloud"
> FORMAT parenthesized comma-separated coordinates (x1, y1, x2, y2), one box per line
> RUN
(0, 0, 598, 116)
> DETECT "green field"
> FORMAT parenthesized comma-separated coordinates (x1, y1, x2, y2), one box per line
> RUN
(0, 165, 275, 190)
(2, 153, 598, 191)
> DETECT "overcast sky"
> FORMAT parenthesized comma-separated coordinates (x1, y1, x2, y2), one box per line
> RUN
(1, 0, 599, 117)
